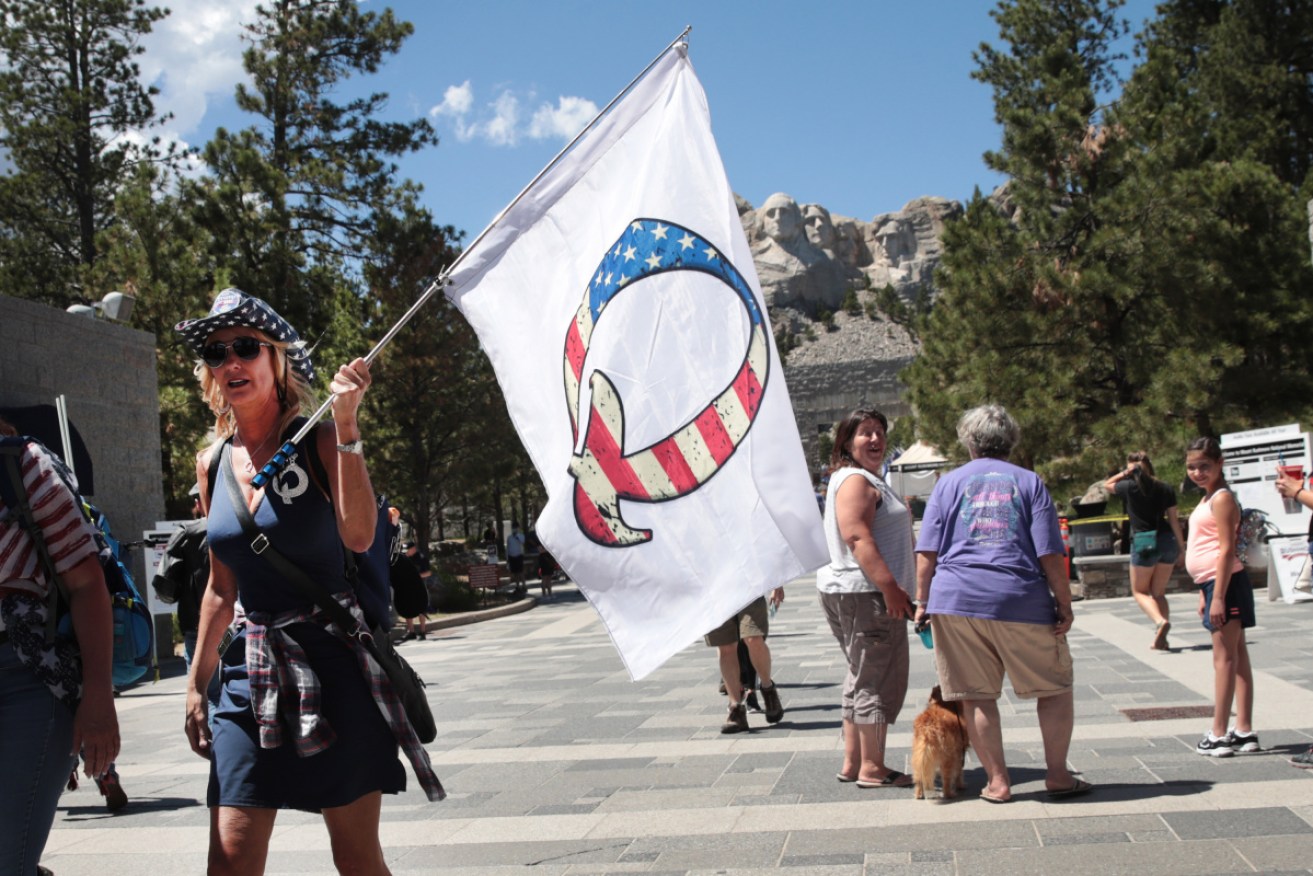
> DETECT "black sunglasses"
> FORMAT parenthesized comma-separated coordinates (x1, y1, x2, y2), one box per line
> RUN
(202, 336, 273, 368)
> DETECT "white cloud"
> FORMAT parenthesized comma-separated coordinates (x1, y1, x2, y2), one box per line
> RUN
(429, 81, 474, 119)
(137, 1, 259, 141)
(482, 91, 520, 147)
(528, 96, 599, 141)
(428, 82, 595, 147)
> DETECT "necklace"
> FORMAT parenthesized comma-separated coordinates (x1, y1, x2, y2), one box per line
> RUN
(237, 428, 280, 474)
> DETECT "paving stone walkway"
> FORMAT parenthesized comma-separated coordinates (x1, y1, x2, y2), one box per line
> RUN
(40, 578, 1313, 875)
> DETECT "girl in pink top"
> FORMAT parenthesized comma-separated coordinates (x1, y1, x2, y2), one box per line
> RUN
(1184, 437, 1256, 757)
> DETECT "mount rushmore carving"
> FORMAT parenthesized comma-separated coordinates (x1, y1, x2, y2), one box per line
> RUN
(737, 192, 963, 313)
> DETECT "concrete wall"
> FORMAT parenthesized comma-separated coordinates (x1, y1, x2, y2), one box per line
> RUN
(783, 355, 914, 477)
(0, 294, 165, 554)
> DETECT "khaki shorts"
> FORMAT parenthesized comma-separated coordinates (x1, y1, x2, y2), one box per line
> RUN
(705, 596, 769, 646)
(933, 614, 1072, 701)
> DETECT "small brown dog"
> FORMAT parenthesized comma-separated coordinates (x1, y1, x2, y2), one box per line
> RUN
(911, 685, 969, 800)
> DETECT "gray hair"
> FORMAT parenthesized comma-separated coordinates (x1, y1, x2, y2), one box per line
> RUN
(956, 405, 1020, 459)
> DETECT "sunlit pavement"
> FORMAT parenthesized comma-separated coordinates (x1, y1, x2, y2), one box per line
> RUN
(41, 577, 1313, 875)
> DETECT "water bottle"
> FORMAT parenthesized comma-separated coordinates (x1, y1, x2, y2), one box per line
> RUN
(914, 617, 933, 649)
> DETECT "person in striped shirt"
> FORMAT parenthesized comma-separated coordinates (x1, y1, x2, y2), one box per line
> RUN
(0, 416, 120, 875)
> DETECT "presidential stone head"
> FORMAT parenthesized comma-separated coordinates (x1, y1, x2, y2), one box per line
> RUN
(760, 192, 803, 244)
(802, 204, 836, 250)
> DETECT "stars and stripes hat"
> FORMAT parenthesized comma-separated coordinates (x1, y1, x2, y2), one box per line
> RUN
(174, 287, 315, 384)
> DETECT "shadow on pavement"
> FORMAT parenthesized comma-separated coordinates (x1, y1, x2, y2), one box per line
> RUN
(60, 796, 203, 820)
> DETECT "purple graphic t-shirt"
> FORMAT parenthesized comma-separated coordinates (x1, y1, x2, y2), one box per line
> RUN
(915, 457, 1065, 625)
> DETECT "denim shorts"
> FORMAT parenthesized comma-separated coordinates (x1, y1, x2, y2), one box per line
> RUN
(1130, 529, 1180, 568)
(1199, 568, 1256, 632)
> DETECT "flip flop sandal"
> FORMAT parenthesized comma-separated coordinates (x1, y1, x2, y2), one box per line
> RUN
(855, 770, 913, 788)
(1045, 778, 1094, 799)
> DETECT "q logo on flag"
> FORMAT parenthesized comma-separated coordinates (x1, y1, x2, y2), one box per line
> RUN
(562, 219, 770, 547)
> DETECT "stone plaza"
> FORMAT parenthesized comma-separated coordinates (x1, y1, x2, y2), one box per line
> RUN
(38, 577, 1313, 875)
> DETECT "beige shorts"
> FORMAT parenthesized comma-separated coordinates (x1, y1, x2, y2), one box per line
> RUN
(705, 596, 769, 646)
(933, 614, 1072, 701)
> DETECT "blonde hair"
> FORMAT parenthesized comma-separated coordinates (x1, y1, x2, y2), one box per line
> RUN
(193, 331, 318, 439)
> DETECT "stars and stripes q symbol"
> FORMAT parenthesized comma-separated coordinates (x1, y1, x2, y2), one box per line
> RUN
(562, 219, 770, 548)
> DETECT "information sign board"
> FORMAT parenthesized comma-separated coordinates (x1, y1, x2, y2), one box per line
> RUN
(1220, 425, 1311, 538)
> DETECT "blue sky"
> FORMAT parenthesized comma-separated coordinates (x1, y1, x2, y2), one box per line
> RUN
(146, 1, 1160, 243)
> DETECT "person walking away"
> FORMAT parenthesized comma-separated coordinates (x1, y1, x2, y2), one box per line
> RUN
(506, 522, 527, 597)
(817, 408, 916, 788)
(0, 416, 120, 873)
(1184, 437, 1258, 757)
(401, 542, 432, 640)
(914, 405, 1089, 802)
(706, 590, 785, 732)
(1104, 452, 1185, 650)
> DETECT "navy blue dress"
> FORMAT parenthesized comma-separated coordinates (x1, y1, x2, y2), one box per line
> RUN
(206, 444, 405, 811)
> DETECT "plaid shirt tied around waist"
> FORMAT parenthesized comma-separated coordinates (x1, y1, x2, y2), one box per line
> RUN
(245, 592, 445, 801)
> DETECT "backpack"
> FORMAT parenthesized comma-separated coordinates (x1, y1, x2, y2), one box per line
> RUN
(205, 419, 403, 629)
(1235, 505, 1270, 565)
(0, 437, 155, 687)
(151, 519, 209, 631)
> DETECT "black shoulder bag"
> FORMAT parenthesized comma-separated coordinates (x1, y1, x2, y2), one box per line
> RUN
(218, 443, 437, 744)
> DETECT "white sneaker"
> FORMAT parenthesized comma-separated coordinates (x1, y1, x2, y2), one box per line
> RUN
(1195, 732, 1234, 757)
(1226, 729, 1260, 752)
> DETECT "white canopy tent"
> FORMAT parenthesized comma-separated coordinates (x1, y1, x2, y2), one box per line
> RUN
(887, 441, 949, 500)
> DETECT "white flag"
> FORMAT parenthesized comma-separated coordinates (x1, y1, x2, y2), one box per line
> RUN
(446, 43, 827, 679)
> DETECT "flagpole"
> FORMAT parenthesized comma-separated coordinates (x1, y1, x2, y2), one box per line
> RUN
(252, 26, 694, 489)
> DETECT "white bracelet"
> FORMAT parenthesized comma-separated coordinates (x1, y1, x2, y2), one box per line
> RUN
(336, 439, 363, 455)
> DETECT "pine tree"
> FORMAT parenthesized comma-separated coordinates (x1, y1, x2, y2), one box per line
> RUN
(360, 205, 481, 548)
(1115, 0, 1313, 436)
(0, 0, 169, 306)
(905, 0, 1313, 491)
(90, 163, 217, 513)
(905, 0, 1136, 477)
(195, 0, 438, 353)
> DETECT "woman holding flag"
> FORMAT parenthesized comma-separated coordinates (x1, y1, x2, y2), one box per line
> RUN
(176, 288, 442, 875)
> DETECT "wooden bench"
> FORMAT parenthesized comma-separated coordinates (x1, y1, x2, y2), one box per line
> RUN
(463, 563, 509, 602)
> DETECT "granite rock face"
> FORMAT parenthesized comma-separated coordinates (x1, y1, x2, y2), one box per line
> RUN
(739, 193, 963, 312)
(736, 192, 967, 466)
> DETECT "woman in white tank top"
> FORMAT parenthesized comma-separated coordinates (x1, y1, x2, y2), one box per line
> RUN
(816, 409, 916, 788)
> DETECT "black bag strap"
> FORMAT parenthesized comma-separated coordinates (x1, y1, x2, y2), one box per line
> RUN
(204, 435, 231, 507)
(217, 443, 374, 646)
(1, 443, 70, 641)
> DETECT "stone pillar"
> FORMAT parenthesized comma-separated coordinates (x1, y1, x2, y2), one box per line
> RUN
(1, 294, 166, 657)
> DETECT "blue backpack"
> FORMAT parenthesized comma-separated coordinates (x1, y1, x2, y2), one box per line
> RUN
(0, 437, 155, 687)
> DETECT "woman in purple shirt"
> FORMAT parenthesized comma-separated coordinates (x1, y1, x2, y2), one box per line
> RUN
(913, 406, 1089, 803)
